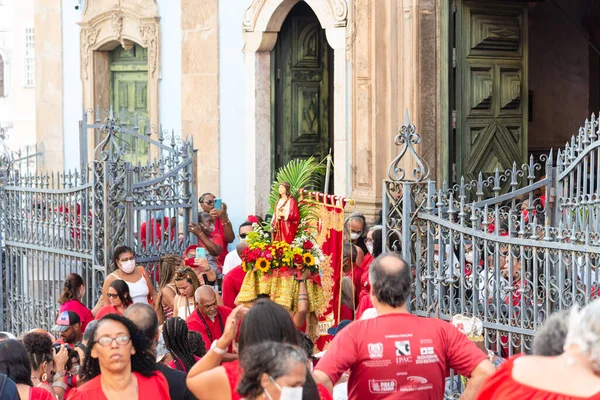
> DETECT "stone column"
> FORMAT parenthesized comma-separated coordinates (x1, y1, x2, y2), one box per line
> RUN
(181, 0, 220, 196)
(35, 0, 63, 172)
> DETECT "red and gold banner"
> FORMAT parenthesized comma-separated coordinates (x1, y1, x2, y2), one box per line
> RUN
(301, 190, 348, 351)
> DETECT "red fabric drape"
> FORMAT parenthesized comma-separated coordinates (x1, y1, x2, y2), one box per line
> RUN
(300, 191, 347, 351)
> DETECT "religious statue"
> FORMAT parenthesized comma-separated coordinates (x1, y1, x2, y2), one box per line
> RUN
(271, 182, 300, 244)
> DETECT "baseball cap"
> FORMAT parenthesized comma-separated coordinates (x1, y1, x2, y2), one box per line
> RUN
(52, 311, 80, 332)
(327, 320, 352, 336)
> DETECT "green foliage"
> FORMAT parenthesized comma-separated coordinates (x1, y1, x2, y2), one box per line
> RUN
(268, 157, 326, 222)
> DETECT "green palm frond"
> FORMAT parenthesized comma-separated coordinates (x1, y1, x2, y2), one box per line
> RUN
(268, 157, 326, 221)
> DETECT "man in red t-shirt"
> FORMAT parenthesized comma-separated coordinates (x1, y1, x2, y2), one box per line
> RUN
(314, 253, 494, 400)
(186, 286, 237, 361)
(188, 212, 226, 275)
(222, 242, 248, 309)
(199, 193, 235, 265)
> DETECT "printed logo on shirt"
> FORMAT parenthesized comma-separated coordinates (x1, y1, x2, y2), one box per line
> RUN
(407, 376, 428, 384)
(367, 342, 384, 359)
(416, 346, 439, 364)
(395, 340, 411, 356)
(420, 338, 433, 345)
(369, 379, 397, 394)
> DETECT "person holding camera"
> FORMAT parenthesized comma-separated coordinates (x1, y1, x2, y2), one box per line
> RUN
(22, 331, 69, 399)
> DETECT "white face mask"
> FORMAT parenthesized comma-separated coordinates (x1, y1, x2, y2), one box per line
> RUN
(350, 233, 360, 241)
(266, 377, 303, 400)
(121, 260, 136, 274)
(205, 224, 215, 234)
(366, 243, 374, 255)
(465, 251, 474, 264)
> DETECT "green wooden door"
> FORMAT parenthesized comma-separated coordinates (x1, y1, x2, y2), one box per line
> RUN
(455, 1, 528, 184)
(110, 44, 149, 164)
(273, 2, 332, 177)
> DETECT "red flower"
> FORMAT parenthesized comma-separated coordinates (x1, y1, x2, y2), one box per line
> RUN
(262, 251, 273, 261)
(248, 215, 259, 224)
(280, 266, 289, 273)
(293, 254, 303, 265)
(275, 248, 284, 258)
(303, 241, 314, 250)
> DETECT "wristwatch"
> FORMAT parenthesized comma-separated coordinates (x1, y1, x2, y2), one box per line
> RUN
(210, 340, 227, 355)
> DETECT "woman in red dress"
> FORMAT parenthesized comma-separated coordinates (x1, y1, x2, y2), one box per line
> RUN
(68, 314, 169, 400)
(186, 300, 333, 400)
(271, 182, 300, 244)
(477, 302, 600, 400)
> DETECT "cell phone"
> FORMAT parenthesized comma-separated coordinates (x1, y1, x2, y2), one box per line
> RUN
(196, 247, 206, 259)
(214, 198, 222, 210)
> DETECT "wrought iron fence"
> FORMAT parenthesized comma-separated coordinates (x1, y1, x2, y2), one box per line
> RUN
(383, 112, 600, 398)
(0, 107, 198, 334)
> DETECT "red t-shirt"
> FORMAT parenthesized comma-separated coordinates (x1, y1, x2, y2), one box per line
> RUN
(214, 217, 229, 265)
(475, 354, 600, 400)
(186, 305, 233, 351)
(345, 266, 364, 308)
(316, 313, 487, 400)
(140, 217, 175, 247)
(355, 295, 373, 320)
(60, 299, 94, 332)
(198, 233, 226, 271)
(222, 266, 246, 309)
(68, 371, 170, 400)
(359, 255, 373, 302)
(30, 387, 56, 400)
(94, 305, 123, 320)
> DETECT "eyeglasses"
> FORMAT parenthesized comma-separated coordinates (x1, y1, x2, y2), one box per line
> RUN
(106, 293, 119, 299)
(119, 257, 135, 262)
(95, 335, 131, 347)
(202, 200, 214, 205)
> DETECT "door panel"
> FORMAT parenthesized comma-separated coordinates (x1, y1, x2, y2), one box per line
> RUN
(110, 44, 149, 164)
(274, 3, 331, 175)
(456, 1, 528, 184)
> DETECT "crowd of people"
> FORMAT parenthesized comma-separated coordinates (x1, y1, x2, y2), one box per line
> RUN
(0, 193, 597, 400)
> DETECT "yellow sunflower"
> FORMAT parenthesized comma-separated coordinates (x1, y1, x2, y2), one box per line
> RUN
(256, 257, 271, 273)
(303, 253, 315, 267)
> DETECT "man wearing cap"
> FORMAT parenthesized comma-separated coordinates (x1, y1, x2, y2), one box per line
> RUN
(53, 311, 83, 347)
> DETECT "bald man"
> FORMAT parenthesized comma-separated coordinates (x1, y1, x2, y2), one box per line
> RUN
(186, 286, 236, 361)
(222, 241, 249, 309)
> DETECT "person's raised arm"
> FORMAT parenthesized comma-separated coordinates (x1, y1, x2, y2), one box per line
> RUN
(196, 257, 217, 282)
(219, 204, 235, 244)
(189, 222, 222, 256)
(460, 359, 495, 400)
(292, 271, 310, 329)
(100, 274, 115, 306)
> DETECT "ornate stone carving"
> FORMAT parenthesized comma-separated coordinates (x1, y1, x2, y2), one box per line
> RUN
(81, 27, 100, 80)
(327, 0, 348, 27)
(243, 0, 267, 32)
(139, 23, 158, 75)
(111, 13, 124, 46)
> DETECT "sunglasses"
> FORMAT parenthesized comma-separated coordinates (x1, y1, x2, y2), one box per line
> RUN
(106, 293, 119, 299)
(202, 200, 214, 205)
(175, 272, 192, 279)
(95, 335, 131, 347)
(240, 233, 248, 239)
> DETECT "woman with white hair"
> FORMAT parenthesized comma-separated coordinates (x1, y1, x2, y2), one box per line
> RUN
(476, 300, 600, 399)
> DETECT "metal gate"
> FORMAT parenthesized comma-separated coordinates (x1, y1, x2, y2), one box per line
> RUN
(0, 107, 197, 334)
(383, 112, 600, 398)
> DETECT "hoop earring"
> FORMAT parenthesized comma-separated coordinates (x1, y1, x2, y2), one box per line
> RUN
(41, 373, 48, 382)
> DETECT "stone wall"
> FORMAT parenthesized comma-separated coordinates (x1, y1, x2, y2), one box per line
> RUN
(181, 0, 220, 195)
(35, 0, 63, 172)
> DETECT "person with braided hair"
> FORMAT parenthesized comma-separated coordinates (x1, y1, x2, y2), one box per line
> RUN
(68, 313, 169, 399)
(162, 317, 199, 373)
(156, 254, 182, 324)
(58, 273, 93, 332)
(22, 331, 69, 399)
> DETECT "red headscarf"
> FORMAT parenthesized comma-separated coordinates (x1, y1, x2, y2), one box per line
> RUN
(182, 245, 199, 259)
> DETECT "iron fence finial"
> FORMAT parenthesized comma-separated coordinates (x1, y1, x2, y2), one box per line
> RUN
(387, 109, 430, 182)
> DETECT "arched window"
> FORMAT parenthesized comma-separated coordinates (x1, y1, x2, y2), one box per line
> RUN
(0, 52, 4, 97)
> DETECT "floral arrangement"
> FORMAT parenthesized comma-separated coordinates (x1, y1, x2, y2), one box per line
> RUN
(241, 216, 324, 283)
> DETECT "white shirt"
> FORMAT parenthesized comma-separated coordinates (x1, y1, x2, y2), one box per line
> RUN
(222, 250, 242, 275)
